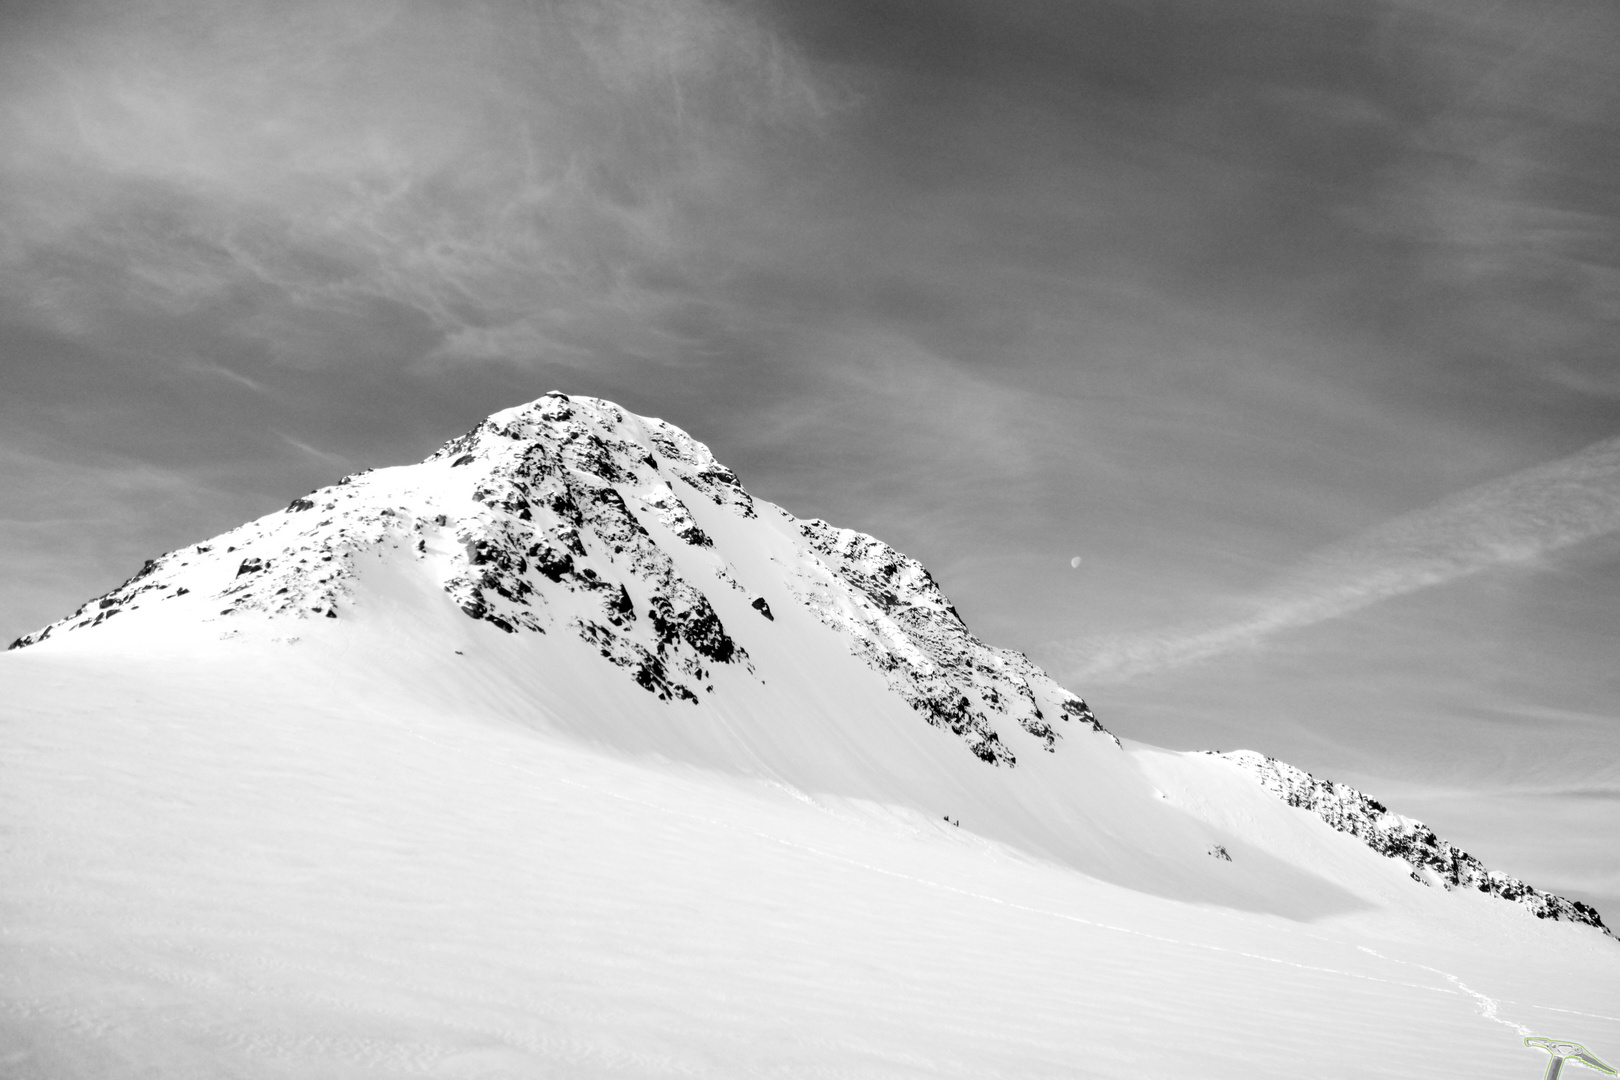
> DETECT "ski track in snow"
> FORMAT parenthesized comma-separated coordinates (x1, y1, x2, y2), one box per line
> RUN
(1357, 947, 1533, 1037)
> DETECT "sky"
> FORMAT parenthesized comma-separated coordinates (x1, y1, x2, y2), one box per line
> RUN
(2, 0, 1618, 911)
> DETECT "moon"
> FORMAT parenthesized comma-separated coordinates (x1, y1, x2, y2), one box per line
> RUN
(1069, 556, 1083, 569)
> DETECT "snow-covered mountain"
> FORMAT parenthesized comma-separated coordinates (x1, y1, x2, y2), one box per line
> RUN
(5, 393, 1616, 1079)
(7, 391, 1597, 930)
(12, 392, 1106, 763)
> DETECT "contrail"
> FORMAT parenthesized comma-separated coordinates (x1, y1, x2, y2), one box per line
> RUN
(1053, 433, 1620, 684)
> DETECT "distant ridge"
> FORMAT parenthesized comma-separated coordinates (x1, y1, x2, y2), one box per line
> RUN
(1217, 750, 1608, 934)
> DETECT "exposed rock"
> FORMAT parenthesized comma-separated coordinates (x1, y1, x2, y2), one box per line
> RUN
(790, 518, 1114, 765)
(1218, 750, 1609, 934)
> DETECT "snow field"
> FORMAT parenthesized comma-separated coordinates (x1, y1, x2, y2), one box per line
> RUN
(3, 640, 1616, 1079)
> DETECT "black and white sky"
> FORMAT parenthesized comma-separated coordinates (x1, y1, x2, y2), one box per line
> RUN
(3, 0, 1618, 911)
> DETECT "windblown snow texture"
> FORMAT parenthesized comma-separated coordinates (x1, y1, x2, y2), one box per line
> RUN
(1218, 750, 1610, 934)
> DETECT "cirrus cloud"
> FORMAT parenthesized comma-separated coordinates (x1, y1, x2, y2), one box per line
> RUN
(1053, 432, 1620, 684)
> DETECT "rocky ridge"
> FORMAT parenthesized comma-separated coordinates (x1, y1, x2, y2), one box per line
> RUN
(1218, 750, 1609, 934)
(791, 519, 1112, 764)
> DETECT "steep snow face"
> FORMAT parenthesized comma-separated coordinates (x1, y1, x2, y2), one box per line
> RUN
(8, 392, 1105, 765)
(1219, 751, 1610, 935)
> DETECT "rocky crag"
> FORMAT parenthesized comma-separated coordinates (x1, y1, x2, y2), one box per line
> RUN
(1218, 750, 1609, 934)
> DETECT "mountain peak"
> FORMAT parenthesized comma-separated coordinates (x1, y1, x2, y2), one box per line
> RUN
(10, 391, 1107, 765)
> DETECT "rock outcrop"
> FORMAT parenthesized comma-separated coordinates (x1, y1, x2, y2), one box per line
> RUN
(1218, 750, 1609, 934)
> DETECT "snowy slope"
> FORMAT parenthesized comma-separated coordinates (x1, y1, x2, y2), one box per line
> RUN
(4, 392, 1616, 1078)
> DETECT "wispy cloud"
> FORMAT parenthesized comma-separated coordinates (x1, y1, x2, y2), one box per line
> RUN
(182, 361, 270, 395)
(1051, 433, 1620, 684)
(0, 0, 840, 371)
(276, 432, 352, 472)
